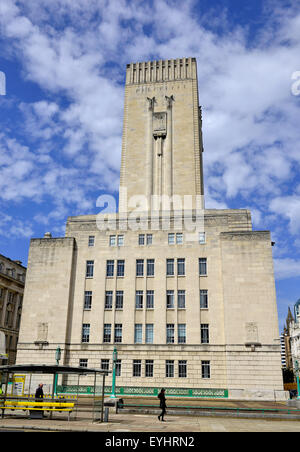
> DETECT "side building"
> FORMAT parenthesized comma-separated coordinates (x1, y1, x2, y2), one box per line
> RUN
(0, 254, 26, 365)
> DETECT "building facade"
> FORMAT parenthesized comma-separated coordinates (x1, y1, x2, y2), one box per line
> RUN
(16, 58, 286, 400)
(0, 254, 26, 365)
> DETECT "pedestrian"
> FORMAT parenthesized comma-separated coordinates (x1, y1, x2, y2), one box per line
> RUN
(158, 388, 167, 421)
(35, 383, 44, 401)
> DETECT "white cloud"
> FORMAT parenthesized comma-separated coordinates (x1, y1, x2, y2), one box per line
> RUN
(274, 257, 300, 280)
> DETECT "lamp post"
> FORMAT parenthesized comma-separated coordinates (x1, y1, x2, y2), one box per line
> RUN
(54, 346, 61, 396)
(295, 360, 300, 400)
(110, 347, 118, 399)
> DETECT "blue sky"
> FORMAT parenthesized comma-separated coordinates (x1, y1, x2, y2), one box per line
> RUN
(0, 0, 300, 333)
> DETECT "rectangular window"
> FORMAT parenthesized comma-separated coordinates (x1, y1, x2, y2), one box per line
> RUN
(114, 324, 122, 343)
(177, 258, 185, 276)
(166, 258, 174, 276)
(168, 233, 175, 244)
(79, 359, 88, 368)
(178, 360, 187, 378)
(202, 360, 210, 379)
(201, 324, 209, 344)
(103, 324, 111, 343)
(146, 290, 154, 309)
(167, 290, 174, 309)
(88, 235, 95, 247)
(117, 235, 124, 246)
(136, 259, 144, 277)
(176, 232, 183, 244)
(109, 235, 116, 246)
(106, 260, 114, 277)
(178, 324, 186, 344)
(101, 359, 109, 371)
(166, 324, 175, 343)
(138, 234, 145, 245)
(166, 360, 174, 377)
(82, 324, 90, 343)
(146, 324, 154, 344)
(117, 259, 125, 277)
(200, 289, 208, 309)
(199, 258, 207, 276)
(199, 232, 206, 244)
(133, 360, 141, 377)
(105, 291, 113, 309)
(86, 260, 94, 278)
(147, 259, 154, 276)
(84, 291, 92, 310)
(116, 291, 123, 309)
(146, 234, 153, 245)
(116, 359, 121, 377)
(178, 290, 186, 309)
(135, 290, 143, 309)
(134, 324, 143, 343)
(145, 360, 154, 377)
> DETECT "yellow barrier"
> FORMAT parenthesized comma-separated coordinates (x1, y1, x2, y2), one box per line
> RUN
(2, 400, 75, 420)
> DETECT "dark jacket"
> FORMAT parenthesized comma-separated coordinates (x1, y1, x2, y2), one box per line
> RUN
(158, 392, 166, 408)
(35, 386, 44, 400)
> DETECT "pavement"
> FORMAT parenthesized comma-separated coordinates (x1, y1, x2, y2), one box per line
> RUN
(1, 398, 300, 432)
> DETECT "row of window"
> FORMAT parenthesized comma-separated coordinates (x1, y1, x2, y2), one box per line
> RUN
(81, 323, 210, 344)
(79, 358, 211, 379)
(84, 289, 209, 310)
(86, 258, 208, 278)
(87, 232, 206, 247)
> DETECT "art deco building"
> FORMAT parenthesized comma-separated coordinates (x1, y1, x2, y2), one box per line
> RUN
(0, 254, 26, 364)
(16, 58, 286, 400)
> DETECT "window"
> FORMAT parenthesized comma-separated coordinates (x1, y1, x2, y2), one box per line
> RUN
(88, 235, 95, 247)
(138, 234, 145, 245)
(114, 324, 122, 343)
(136, 259, 144, 276)
(166, 324, 175, 343)
(166, 258, 174, 276)
(117, 235, 124, 246)
(109, 235, 116, 246)
(200, 289, 208, 309)
(202, 360, 210, 379)
(116, 359, 121, 377)
(146, 234, 153, 245)
(179, 360, 187, 378)
(147, 259, 154, 276)
(178, 324, 186, 344)
(84, 291, 92, 310)
(86, 260, 94, 278)
(101, 359, 109, 371)
(199, 232, 206, 244)
(199, 258, 207, 276)
(134, 324, 143, 343)
(145, 360, 154, 377)
(166, 360, 174, 377)
(176, 233, 183, 244)
(133, 360, 141, 377)
(82, 324, 90, 343)
(146, 324, 154, 344)
(146, 290, 154, 309)
(178, 290, 185, 309)
(135, 290, 143, 309)
(167, 290, 174, 309)
(116, 291, 124, 309)
(105, 291, 113, 309)
(168, 233, 175, 244)
(79, 359, 88, 368)
(201, 324, 209, 344)
(103, 324, 111, 343)
(106, 260, 114, 277)
(177, 258, 185, 276)
(117, 260, 125, 277)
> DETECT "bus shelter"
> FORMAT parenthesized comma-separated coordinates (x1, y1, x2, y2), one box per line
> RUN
(0, 364, 110, 422)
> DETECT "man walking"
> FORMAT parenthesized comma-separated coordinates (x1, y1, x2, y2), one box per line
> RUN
(158, 388, 167, 421)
